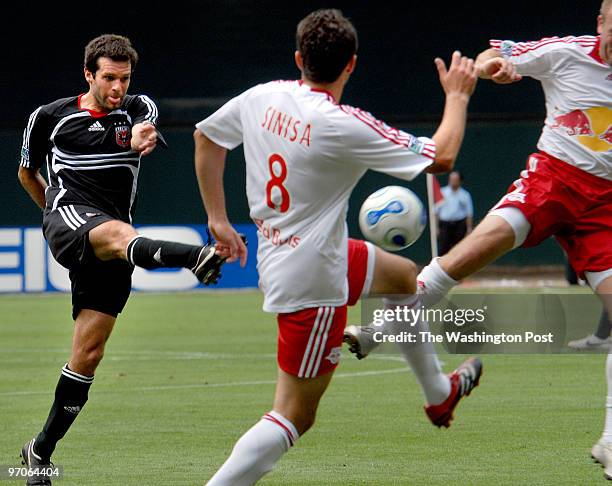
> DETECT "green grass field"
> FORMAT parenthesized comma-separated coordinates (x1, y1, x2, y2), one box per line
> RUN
(0, 290, 608, 485)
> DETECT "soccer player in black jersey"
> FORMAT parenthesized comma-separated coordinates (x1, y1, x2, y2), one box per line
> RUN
(17, 34, 230, 484)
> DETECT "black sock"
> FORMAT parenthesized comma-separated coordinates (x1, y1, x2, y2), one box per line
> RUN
(126, 236, 202, 270)
(34, 364, 93, 460)
(595, 311, 612, 340)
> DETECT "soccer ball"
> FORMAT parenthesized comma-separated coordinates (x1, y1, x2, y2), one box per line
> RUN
(358, 186, 426, 251)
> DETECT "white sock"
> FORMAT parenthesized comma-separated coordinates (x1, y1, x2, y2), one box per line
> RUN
(206, 411, 298, 486)
(603, 354, 612, 444)
(417, 258, 458, 307)
(382, 295, 451, 405)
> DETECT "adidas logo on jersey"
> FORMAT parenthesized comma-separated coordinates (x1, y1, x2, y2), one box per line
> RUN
(88, 121, 105, 132)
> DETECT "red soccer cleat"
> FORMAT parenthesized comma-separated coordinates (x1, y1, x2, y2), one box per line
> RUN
(424, 357, 483, 428)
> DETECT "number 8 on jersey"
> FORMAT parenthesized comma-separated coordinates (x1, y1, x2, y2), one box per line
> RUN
(266, 153, 291, 213)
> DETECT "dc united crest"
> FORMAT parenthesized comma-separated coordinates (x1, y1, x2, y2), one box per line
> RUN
(115, 125, 131, 148)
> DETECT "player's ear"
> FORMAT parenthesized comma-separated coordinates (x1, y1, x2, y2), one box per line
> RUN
(294, 51, 304, 72)
(345, 54, 357, 74)
(597, 14, 603, 34)
(84, 67, 94, 85)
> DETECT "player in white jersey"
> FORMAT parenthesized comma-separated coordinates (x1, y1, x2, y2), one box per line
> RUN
(194, 9, 480, 485)
(347, 0, 612, 480)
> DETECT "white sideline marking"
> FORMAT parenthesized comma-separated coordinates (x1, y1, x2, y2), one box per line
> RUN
(0, 367, 408, 397)
(137, 367, 408, 392)
(0, 349, 410, 363)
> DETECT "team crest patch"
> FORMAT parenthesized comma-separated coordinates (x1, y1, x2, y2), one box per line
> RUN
(115, 125, 131, 148)
(325, 347, 342, 365)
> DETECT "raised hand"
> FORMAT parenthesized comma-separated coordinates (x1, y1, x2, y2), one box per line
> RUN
(434, 51, 478, 98)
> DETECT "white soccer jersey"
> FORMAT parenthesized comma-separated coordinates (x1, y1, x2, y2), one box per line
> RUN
(491, 36, 612, 180)
(196, 80, 434, 313)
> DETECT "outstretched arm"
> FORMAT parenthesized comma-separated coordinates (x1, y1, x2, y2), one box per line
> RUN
(193, 129, 247, 266)
(427, 51, 478, 173)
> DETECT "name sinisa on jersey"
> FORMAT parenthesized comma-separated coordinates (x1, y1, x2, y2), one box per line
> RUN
(261, 106, 312, 147)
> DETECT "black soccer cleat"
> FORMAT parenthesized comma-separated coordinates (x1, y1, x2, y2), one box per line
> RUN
(191, 245, 224, 285)
(191, 235, 248, 286)
(20, 438, 53, 485)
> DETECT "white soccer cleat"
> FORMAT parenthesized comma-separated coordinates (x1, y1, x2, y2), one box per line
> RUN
(567, 335, 611, 351)
(592, 438, 612, 480)
(343, 325, 381, 359)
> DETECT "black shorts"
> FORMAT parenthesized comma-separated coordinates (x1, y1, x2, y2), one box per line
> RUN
(43, 204, 134, 320)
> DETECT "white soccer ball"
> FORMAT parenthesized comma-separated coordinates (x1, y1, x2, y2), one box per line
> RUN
(358, 186, 426, 251)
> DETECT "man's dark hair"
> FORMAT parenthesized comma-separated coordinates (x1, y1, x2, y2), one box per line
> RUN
(296, 9, 358, 83)
(450, 170, 464, 181)
(84, 34, 139, 75)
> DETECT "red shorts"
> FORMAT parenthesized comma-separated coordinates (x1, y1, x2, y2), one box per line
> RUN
(277, 239, 373, 378)
(494, 151, 612, 277)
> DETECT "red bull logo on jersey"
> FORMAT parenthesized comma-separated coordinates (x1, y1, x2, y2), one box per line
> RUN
(552, 110, 593, 136)
(115, 125, 131, 148)
(552, 107, 612, 152)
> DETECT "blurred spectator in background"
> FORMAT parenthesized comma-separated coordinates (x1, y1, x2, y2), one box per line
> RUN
(435, 170, 473, 256)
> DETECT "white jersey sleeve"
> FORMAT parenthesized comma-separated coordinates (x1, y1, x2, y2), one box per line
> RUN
(195, 89, 252, 150)
(489, 37, 583, 79)
(334, 105, 435, 180)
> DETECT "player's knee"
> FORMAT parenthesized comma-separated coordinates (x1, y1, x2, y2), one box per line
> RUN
(93, 221, 136, 259)
(72, 344, 105, 374)
(401, 259, 418, 289)
(389, 258, 417, 294)
(293, 410, 317, 435)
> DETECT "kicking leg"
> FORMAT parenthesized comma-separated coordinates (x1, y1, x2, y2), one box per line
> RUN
(88, 220, 224, 284)
(418, 209, 525, 307)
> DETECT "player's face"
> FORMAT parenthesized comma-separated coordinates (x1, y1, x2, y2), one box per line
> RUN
(598, 8, 612, 65)
(85, 57, 132, 111)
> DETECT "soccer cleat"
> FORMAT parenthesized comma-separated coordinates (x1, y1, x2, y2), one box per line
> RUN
(191, 234, 248, 285)
(20, 438, 53, 485)
(424, 357, 483, 428)
(191, 245, 223, 285)
(567, 334, 611, 351)
(592, 438, 612, 480)
(343, 325, 381, 359)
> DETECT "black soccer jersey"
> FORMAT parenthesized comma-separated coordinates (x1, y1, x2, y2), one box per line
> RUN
(20, 94, 158, 222)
